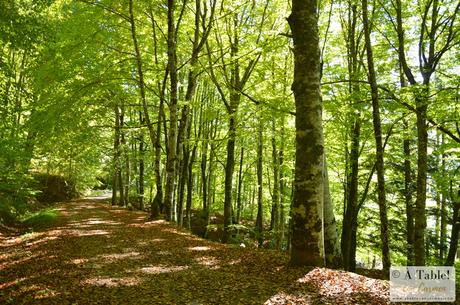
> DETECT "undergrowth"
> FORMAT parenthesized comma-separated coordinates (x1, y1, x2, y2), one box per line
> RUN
(21, 209, 59, 231)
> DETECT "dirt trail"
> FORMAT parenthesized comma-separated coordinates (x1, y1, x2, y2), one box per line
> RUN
(0, 198, 389, 305)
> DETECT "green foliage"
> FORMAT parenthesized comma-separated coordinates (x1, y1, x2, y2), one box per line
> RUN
(21, 208, 58, 230)
(0, 172, 36, 225)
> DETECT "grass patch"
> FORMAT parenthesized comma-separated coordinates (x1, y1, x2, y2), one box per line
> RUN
(21, 208, 59, 231)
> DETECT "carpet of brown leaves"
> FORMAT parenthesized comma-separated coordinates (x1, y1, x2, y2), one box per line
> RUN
(0, 197, 401, 304)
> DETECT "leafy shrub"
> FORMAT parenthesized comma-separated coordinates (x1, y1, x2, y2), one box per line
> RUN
(21, 209, 58, 230)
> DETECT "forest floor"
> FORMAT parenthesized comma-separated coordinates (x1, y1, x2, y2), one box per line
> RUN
(0, 197, 421, 304)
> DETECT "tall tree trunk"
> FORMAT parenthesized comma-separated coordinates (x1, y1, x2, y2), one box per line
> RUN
(112, 106, 121, 205)
(164, 0, 179, 222)
(121, 107, 130, 206)
(341, 115, 360, 271)
(223, 112, 236, 243)
(403, 120, 415, 265)
(177, 122, 192, 227)
(118, 106, 125, 206)
(201, 136, 208, 214)
(271, 131, 280, 249)
(279, 119, 286, 250)
(138, 122, 145, 210)
(130, 0, 160, 214)
(340, 3, 361, 272)
(414, 92, 428, 266)
(256, 113, 264, 248)
(361, 0, 390, 270)
(288, 0, 325, 266)
(440, 138, 447, 260)
(399, 57, 415, 265)
(205, 141, 216, 234)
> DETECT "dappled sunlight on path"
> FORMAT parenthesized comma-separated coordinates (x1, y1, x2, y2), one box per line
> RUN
(1, 197, 391, 304)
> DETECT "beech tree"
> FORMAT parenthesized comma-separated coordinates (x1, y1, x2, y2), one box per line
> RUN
(288, 0, 325, 266)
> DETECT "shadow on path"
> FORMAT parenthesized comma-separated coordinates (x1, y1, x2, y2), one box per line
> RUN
(0, 197, 389, 305)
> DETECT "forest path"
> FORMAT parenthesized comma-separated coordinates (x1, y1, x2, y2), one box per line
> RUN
(0, 197, 389, 305)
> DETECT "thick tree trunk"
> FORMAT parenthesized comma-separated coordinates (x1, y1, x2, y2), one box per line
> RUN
(288, 0, 325, 266)
(164, 0, 179, 222)
(362, 0, 390, 270)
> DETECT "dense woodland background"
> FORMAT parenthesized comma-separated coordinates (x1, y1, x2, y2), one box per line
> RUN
(1, 0, 460, 273)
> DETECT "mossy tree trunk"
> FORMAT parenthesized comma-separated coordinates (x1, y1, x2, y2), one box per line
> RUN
(288, 0, 325, 266)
